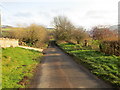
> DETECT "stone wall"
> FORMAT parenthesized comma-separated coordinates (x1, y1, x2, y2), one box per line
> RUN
(0, 38, 19, 48)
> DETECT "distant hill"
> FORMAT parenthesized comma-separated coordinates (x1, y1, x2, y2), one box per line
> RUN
(2, 25, 13, 28)
(109, 25, 118, 30)
(46, 28, 54, 30)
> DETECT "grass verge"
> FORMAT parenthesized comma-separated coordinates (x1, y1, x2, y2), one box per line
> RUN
(2, 47, 43, 88)
(58, 43, 120, 87)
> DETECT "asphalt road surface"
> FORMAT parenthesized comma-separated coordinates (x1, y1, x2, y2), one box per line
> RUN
(30, 43, 112, 88)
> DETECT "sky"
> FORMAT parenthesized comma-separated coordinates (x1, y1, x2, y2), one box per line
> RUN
(0, 0, 119, 29)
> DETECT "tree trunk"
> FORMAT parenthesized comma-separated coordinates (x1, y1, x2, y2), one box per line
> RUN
(84, 40, 87, 46)
(77, 41, 80, 44)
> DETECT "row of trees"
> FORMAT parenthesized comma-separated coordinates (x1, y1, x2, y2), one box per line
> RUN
(53, 16, 89, 44)
(3, 16, 118, 48)
(4, 24, 49, 47)
(53, 16, 118, 44)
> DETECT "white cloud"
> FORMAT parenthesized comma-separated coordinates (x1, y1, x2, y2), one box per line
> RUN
(14, 12, 33, 17)
(1, 0, 119, 29)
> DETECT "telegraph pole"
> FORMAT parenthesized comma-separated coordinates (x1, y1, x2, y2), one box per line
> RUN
(0, 10, 1, 38)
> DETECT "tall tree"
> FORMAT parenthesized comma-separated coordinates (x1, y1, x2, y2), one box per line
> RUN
(53, 16, 75, 41)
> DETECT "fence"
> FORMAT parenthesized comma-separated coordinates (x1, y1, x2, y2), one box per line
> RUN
(0, 38, 19, 48)
(100, 41, 120, 56)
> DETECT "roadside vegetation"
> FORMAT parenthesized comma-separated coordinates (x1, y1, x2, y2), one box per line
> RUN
(2, 47, 43, 88)
(52, 16, 119, 56)
(58, 43, 120, 87)
(2, 24, 48, 88)
(52, 15, 120, 87)
(2, 24, 49, 48)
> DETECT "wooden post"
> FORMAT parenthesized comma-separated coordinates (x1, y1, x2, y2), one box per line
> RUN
(0, 10, 1, 38)
(84, 40, 87, 46)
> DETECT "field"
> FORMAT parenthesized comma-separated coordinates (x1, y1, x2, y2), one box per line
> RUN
(2, 47, 43, 88)
(58, 43, 120, 87)
(2, 28, 12, 31)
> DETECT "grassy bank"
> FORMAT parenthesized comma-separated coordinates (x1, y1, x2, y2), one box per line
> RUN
(2, 47, 43, 88)
(58, 43, 120, 87)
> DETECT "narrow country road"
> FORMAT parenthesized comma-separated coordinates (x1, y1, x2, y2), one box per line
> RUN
(30, 42, 112, 88)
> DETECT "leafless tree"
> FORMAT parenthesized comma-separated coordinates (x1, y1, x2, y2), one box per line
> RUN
(72, 27, 88, 44)
(92, 26, 118, 41)
(53, 16, 75, 41)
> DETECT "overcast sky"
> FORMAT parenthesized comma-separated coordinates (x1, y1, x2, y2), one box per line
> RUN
(0, 0, 119, 29)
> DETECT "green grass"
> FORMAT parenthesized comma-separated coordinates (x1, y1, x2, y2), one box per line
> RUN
(58, 43, 120, 87)
(2, 47, 43, 88)
(2, 28, 11, 31)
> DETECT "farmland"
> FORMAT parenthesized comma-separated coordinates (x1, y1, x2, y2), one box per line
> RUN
(2, 47, 43, 88)
(2, 28, 12, 31)
(58, 43, 120, 87)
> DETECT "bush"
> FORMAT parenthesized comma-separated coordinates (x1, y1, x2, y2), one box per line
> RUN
(4, 24, 49, 48)
(100, 41, 120, 56)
